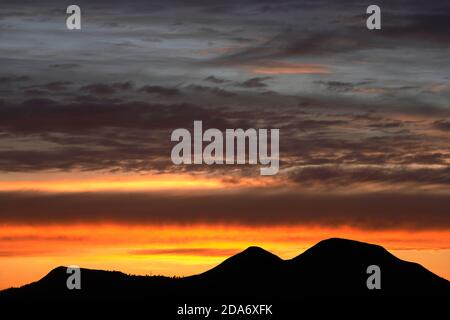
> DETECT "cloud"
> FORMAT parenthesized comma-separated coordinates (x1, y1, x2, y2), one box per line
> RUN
(433, 120, 450, 132)
(0, 191, 448, 230)
(383, 12, 450, 43)
(289, 166, 450, 186)
(80, 82, 133, 95)
(24, 89, 48, 96)
(138, 85, 181, 97)
(236, 77, 272, 88)
(0, 98, 226, 134)
(0, 96, 238, 172)
(0, 90, 448, 174)
(49, 63, 80, 69)
(204, 76, 229, 84)
(252, 62, 331, 75)
(185, 85, 236, 97)
(0, 75, 31, 84)
(27, 81, 72, 92)
(314, 80, 374, 92)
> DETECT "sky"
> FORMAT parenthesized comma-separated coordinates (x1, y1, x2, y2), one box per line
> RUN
(0, 0, 449, 289)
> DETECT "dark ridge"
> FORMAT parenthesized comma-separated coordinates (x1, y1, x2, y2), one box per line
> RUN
(1, 238, 449, 302)
(285, 238, 449, 298)
(291, 237, 397, 263)
(200, 246, 283, 276)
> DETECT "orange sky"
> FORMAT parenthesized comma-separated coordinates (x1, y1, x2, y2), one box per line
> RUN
(0, 172, 449, 290)
(0, 172, 280, 192)
(1, 223, 449, 290)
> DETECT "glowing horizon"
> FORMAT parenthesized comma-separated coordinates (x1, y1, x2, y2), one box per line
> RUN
(1, 223, 449, 290)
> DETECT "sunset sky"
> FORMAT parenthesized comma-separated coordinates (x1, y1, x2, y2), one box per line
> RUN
(0, 0, 449, 289)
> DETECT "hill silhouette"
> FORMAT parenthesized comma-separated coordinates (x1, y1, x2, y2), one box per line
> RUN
(1, 238, 448, 301)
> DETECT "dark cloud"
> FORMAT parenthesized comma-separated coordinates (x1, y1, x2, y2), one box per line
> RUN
(0, 147, 170, 172)
(0, 75, 31, 84)
(209, 4, 450, 70)
(80, 82, 133, 95)
(186, 85, 236, 97)
(282, 129, 450, 168)
(236, 77, 272, 88)
(433, 120, 450, 132)
(138, 85, 181, 97)
(289, 166, 450, 186)
(0, 191, 448, 230)
(210, 30, 376, 66)
(204, 76, 229, 84)
(29, 81, 72, 91)
(111, 81, 134, 91)
(314, 80, 374, 92)
(0, 96, 237, 172)
(368, 121, 404, 129)
(24, 89, 48, 96)
(290, 119, 348, 131)
(383, 12, 450, 43)
(0, 90, 448, 174)
(49, 63, 80, 69)
(80, 84, 117, 95)
(0, 98, 231, 134)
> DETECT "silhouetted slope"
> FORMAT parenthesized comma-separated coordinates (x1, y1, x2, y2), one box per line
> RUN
(285, 238, 449, 298)
(184, 246, 284, 298)
(1, 238, 449, 301)
(0, 266, 175, 300)
(201, 246, 283, 276)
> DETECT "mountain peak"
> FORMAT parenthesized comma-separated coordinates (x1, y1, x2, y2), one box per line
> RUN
(317, 237, 382, 247)
(228, 246, 281, 262)
(200, 246, 282, 277)
(37, 266, 68, 284)
(292, 237, 393, 262)
(240, 246, 273, 256)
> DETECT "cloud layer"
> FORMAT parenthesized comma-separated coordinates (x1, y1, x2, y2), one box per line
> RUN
(0, 191, 449, 230)
(0, 0, 449, 227)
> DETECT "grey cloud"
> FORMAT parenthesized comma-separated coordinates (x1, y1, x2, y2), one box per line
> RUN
(289, 166, 450, 186)
(186, 85, 237, 97)
(80, 82, 133, 95)
(138, 85, 181, 97)
(0, 75, 31, 84)
(0, 191, 449, 230)
(49, 63, 80, 69)
(236, 77, 273, 88)
(26, 81, 72, 92)
(204, 76, 229, 84)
